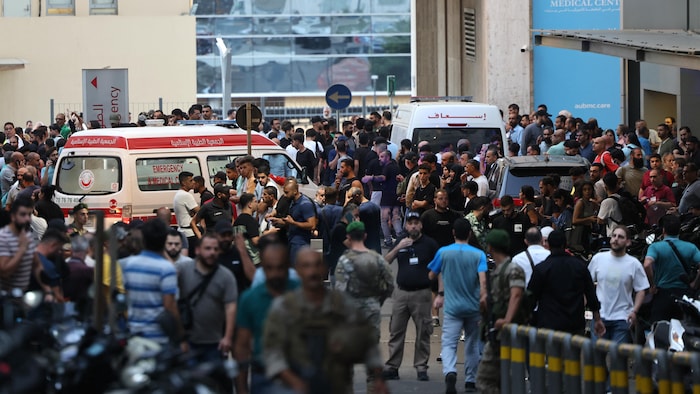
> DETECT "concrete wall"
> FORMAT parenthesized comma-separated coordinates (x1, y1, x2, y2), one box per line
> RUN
(483, 0, 531, 113)
(0, 5, 195, 125)
(414, 0, 530, 111)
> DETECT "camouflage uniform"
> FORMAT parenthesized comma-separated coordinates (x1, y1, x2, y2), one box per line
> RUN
(334, 249, 395, 335)
(263, 288, 383, 394)
(465, 212, 487, 250)
(476, 258, 527, 394)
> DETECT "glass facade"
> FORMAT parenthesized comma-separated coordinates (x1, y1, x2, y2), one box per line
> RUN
(193, 0, 411, 97)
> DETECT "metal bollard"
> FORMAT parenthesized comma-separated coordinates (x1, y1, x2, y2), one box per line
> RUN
(529, 328, 546, 393)
(633, 347, 654, 394)
(592, 338, 609, 394)
(511, 325, 528, 394)
(655, 350, 671, 394)
(562, 334, 582, 394)
(574, 336, 595, 394)
(669, 352, 693, 394)
(545, 330, 564, 393)
(501, 325, 512, 394)
(690, 352, 700, 394)
(610, 344, 633, 394)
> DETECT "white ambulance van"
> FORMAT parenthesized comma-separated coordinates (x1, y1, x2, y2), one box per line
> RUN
(390, 99, 507, 157)
(52, 126, 316, 227)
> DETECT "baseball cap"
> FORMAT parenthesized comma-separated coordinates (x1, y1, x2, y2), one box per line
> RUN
(536, 109, 552, 117)
(214, 183, 231, 195)
(337, 135, 348, 142)
(109, 114, 120, 123)
(405, 211, 421, 221)
(214, 220, 233, 234)
(311, 115, 324, 124)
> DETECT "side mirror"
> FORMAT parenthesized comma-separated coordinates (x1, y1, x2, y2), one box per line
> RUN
(299, 168, 309, 185)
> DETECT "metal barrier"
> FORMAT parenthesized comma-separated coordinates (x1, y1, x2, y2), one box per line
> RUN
(500, 324, 700, 394)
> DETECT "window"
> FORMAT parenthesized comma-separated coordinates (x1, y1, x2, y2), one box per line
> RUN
(56, 156, 121, 195)
(46, 0, 75, 15)
(90, 0, 118, 15)
(207, 154, 242, 186)
(464, 8, 476, 61)
(413, 127, 503, 158)
(262, 153, 300, 180)
(135, 157, 201, 191)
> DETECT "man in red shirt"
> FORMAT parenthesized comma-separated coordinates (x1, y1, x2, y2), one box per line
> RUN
(639, 154, 674, 194)
(640, 169, 676, 225)
(593, 137, 619, 175)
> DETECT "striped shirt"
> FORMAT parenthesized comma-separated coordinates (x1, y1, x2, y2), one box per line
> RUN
(121, 250, 178, 343)
(0, 225, 37, 291)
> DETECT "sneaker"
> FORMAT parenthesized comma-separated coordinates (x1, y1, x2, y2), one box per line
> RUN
(432, 317, 440, 327)
(382, 368, 399, 380)
(436, 354, 442, 362)
(383, 241, 394, 249)
(465, 381, 477, 392)
(445, 372, 457, 394)
(459, 331, 465, 341)
(417, 370, 429, 381)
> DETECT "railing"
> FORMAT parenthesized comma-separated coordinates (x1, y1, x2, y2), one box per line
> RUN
(500, 324, 700, 394)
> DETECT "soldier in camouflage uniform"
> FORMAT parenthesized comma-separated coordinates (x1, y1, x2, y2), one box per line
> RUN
(263, 248, 390, 394)
(476, 229, 528, 394)
(334, 221, 395, 335)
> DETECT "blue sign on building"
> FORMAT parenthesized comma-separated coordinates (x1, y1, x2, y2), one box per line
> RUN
(533, 1, 621, 130)
(325, 84, 352, 110)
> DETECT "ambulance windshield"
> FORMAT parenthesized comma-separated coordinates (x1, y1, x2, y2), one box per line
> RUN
(56, 156, 122, 195)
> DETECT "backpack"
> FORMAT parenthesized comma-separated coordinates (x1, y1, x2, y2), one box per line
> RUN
(610, 190, 646, 232)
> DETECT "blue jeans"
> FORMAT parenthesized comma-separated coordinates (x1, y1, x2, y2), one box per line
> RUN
(441, 313, 481, 383)
(598, 319, 631, 344)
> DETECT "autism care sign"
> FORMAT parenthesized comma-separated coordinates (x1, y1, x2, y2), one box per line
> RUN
(82, 69, 129, 128)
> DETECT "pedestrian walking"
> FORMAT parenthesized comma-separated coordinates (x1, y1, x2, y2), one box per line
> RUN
(428, 218, 487, 393)
(382, 211, 440, 381)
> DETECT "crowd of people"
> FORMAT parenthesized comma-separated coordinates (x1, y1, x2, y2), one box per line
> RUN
(1, 101, 700, 394)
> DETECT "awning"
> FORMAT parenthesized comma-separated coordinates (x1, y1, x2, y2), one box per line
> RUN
(0, 58, 26, 71)
(534, 29, 700, 70)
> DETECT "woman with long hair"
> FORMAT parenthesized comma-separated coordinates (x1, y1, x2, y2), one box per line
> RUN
(570, 180, 599, 252)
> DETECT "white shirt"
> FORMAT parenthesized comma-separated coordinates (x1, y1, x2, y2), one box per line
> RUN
(173, 189, 198, 238)
(598, 194, 622, 237)
(304, 140, 323, 158)
(286, 145, 297, 162)
(473, 175, 489, 197)
(512, 244, 551, 286)
(588, 251, 649, 320)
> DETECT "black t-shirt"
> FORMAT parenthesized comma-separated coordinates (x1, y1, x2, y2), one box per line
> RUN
(491, 211, 532, 257)
(36, 200, 65, 223)
(380, 161, 400, 206)
(296, 149, 316, 178)
(279, 137, 291, 149)
(354, 146, 372, 177)
(413, 183, 436, 214)
(419, 208, 461, 247)
(217, 246, 251, 297)
(393, 234, 440, 291)
(197, 200, 232, 230)
(327, 222, 348, 272)
(233, 213, 260, 240)
(365, 154, 383, 191)
(200, 189, 214, 206)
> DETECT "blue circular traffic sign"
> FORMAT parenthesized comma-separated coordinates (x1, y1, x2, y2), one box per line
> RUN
(325, 84, 352, 110)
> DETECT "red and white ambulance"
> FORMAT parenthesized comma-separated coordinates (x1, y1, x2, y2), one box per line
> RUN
(52, 125, 315, 228)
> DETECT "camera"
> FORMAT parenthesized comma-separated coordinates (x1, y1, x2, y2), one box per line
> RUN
(520, 44, 530, 53)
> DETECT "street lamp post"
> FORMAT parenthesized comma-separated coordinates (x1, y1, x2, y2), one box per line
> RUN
(216, 37, 232, 119)
(371, 74, 378, 107)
